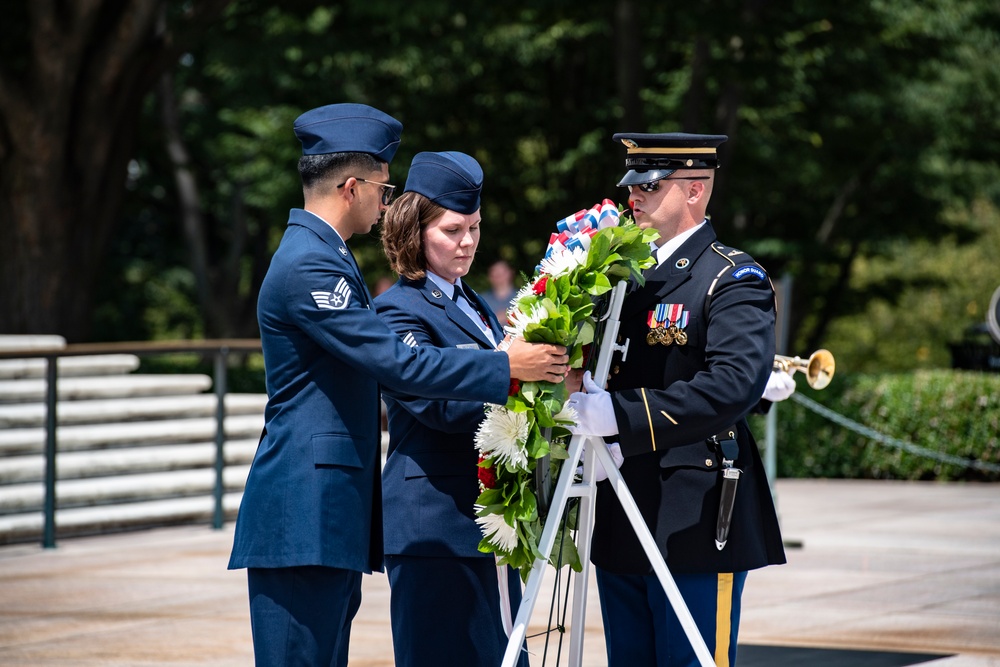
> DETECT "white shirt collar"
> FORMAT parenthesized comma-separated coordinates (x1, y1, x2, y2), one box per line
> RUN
(302, 210, 346, 244)
(654, 220, 706, 266)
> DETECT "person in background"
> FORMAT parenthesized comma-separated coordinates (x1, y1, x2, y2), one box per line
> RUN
(568, 132, 786, 667)
(373, 275, 394, 296)
(482, 258, 517, 323)
(227, 105, 568, 667)
(375, 151, 530, 667)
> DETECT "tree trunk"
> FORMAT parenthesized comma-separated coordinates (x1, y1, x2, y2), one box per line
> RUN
(159, 71, 218, 336)
(711, 0, 767, 220)
(614, 0, 643, 131)
(0, 0, 230, 341)
(682, 37, 710, 132)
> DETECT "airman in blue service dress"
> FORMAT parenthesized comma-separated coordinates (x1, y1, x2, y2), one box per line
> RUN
(374, 151, 530, 667)
(571, 133, 785, 667)
(229, 107, 523, 667)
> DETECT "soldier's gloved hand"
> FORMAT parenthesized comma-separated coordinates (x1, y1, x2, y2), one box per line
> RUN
(762, 370, 796, 402)
(576, 441, 624, 482)
(567, 371, 618, 437)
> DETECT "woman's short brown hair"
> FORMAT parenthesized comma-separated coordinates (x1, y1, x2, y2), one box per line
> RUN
(381, 191, 447, 280)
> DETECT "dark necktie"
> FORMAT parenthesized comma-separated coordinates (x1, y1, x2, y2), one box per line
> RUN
(452, 285, 489, 327)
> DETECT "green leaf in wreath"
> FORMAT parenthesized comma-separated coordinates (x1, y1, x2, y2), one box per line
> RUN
(583, 272, 612, 296)
(524, 426, 551, 457)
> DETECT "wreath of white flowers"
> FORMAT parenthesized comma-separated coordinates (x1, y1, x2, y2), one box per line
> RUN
(473, 200, 658, 578)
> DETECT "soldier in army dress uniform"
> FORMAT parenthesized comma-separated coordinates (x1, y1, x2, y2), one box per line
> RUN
(568, 133, 786, 667)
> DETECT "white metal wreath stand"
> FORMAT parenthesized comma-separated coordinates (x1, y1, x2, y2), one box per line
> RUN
(501, 281, 715, 667)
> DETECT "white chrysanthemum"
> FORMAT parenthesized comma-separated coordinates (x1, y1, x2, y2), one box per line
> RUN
(504, 302, 548, 339)
(513, 281, 536, 302)
(474, 505, 519, 553)
(553, 402, 579, 424)
(475, 406, 530, 470)
(539, 246, 587, 278)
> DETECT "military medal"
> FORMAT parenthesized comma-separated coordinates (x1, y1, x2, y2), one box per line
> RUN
(659, 304, 682, 346)
(647, 304, 671, 345)
(664, 325, 678, 344)
(674, 311, 690, 346)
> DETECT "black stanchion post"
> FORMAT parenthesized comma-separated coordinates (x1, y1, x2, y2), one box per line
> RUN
(43, 355, 58, 549)
(212, 347, 229, 529)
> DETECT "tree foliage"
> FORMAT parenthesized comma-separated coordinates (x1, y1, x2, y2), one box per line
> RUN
(0, 0, 230, 341)
(2, 0, 998, 377)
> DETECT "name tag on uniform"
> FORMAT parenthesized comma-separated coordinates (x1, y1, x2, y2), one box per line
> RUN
(456, 343, 479, 349)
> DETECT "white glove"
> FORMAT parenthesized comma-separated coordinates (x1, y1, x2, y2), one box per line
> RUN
(576, 441, 624, 482)
(567, 371, 619, 437)
(762, 370, 796, 402)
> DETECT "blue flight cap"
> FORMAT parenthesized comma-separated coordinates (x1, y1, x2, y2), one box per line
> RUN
(293, 103, 403, 163)
(404, 151, 484, 214)
(613, 132, 728, 187)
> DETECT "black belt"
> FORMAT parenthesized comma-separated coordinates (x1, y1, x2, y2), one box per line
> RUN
(708, 426, 740, 551)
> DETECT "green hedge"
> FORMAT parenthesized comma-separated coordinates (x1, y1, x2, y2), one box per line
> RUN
(748, 370, 1000, 481)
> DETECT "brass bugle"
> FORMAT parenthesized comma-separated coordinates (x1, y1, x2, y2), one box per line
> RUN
(773, 349, 835, 390)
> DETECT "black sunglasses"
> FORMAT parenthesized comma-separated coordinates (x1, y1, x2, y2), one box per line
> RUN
(632, 176, 710, 193)
(337, 178, 397, 205)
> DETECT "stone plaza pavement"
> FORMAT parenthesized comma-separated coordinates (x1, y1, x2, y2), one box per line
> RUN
(0, 478, 997, 666)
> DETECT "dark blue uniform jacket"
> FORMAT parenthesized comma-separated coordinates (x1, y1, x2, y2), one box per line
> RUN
(228, 210, 509, 574)
(375, 276, 505, 558)
(593, 222, 786, 575)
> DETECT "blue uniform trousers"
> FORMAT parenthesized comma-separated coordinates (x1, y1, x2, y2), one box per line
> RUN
(595, 567, 747, 667)
(247, 566, 362, 667)
(385, 555, 530, 667)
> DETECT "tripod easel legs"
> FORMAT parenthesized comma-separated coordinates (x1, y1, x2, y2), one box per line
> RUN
(501, 435, 716, 667)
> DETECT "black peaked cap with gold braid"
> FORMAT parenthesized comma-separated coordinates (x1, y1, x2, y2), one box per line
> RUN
(613, 132, 727, 187)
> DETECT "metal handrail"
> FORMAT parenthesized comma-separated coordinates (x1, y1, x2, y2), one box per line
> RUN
(0, 339, 263, 548)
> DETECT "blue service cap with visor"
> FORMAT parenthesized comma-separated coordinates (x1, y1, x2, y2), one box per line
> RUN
(404, 151, 483, 215)
(293, 103, 403, 163)
(613, 132, 727, 187)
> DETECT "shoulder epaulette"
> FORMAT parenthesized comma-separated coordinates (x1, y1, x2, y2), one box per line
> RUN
(704, 243, 770, 321)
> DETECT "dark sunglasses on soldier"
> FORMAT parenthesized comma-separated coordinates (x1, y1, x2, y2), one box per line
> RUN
(632, 176, 710, 193)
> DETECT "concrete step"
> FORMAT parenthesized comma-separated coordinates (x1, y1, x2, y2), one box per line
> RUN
(0, 354, 140, 380)
(0, 439, 259, 485)
(0, 393, 267, 428)
(0, 491, 244, 545)
(0, 413, 264, 456)
(0, 334, 66, 351)
(0, 465, 250, 514)
(0, 374, 213, 404)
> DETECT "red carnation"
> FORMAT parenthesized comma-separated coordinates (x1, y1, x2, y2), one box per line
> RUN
(508, 378, 521, 396)
(478, 455, 498, 490)
(532, 275, 549, 295)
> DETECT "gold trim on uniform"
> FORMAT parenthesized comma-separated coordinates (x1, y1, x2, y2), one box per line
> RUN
(715, 573, 735, 667)
(710, 243, 738, 267)
(640, 388, 657, 451)
(625, 146, 718, 156)
(659, 410, 678, 425)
